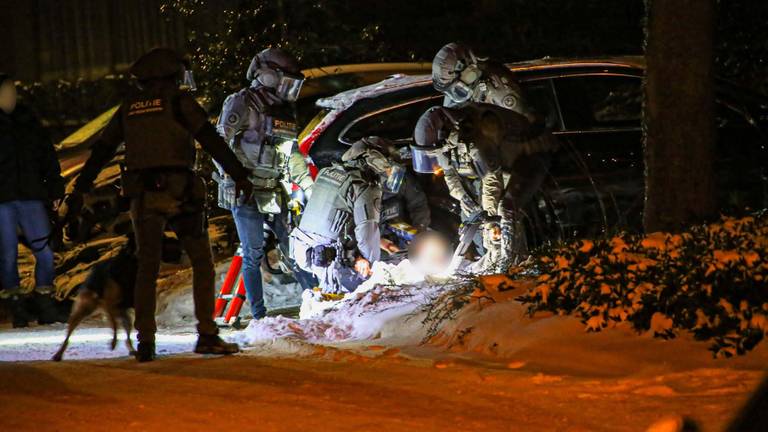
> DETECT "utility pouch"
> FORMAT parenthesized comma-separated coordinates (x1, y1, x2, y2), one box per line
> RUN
(311, 245, 337, 267)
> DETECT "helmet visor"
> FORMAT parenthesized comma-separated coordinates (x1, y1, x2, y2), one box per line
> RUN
(276, 73, 304, 101)
(444, 80, 473, 105)
(411, 146, 441, 174)
(181, 69, 197, 92)
(384, 164, 406, 194)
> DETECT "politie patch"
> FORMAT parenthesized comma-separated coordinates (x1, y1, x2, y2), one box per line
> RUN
(128, 98, 164, 116)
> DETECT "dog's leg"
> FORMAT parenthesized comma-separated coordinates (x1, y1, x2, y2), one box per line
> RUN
(103, 281, 121, 351)
(52, 292, 98, 361)
(120, 310, 136, 355)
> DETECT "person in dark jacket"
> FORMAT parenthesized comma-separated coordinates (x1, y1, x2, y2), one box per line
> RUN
(0, 73, 67, 327)
(68, 49, 252, 362)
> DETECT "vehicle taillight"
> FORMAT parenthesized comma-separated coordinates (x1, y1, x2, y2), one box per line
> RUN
(298, 109, 337, 179)
(298, 130, 321, 179)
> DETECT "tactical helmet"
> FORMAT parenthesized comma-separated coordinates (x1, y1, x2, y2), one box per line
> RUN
(246, 48, 304, 101)
(432, 42, 481, 104)
(130, 48, 189, 81)
(342, 137, 405, 194)
(411, 106, 460, 174)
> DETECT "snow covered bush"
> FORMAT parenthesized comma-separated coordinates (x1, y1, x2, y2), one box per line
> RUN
(516, 212, 768, 357)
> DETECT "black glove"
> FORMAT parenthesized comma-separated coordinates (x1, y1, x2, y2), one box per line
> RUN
(234, 178, 253, 204)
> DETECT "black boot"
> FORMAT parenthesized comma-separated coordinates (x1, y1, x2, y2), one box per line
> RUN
(8, 296, 34, 328)
(33, 292, 68, 325)
(194, 334, 240, 355)
(135, 342, 156, 362)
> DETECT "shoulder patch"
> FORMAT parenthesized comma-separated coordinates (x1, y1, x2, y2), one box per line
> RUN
(226, 112, 241, 125)
(502, 94, 517, 108)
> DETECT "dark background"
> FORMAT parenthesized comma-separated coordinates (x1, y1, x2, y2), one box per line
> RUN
(0, 0, 765, 142)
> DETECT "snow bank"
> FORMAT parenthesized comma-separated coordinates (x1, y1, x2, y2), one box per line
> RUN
(233, 259, 468, 345)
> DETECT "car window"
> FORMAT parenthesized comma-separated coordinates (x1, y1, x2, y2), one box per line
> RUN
(521, 79, 561, 130)
(553, 76, 642, 131)
(340, 96, 443, 144)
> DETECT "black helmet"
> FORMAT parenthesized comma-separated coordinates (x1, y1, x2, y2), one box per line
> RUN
(130, 48, 189, 81)
(411, 106, 460, 174)
(246, 48, 304, 101)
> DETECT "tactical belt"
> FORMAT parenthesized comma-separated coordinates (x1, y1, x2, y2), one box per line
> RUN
(250, 176, 279, 191)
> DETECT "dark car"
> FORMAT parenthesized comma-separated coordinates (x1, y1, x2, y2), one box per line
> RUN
(299, 56, 768, 245)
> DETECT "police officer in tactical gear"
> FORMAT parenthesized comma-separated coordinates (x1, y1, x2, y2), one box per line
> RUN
(289, 137, 405, 293)
(70, 48, 252, 362)
(432, 42, 531, 117)
(412, 104, 557, 271)
(215, 47, 316, 320)
(362, 137, 430, 255)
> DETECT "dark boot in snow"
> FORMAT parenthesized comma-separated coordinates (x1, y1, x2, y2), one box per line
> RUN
(194, 334, 240, 355)
(8, 295, 34, 328)
(33, 292, 68, 325)
(135, 342, 156, 362)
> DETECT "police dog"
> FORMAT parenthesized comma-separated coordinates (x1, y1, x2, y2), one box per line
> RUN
(52, 236, 138, 361)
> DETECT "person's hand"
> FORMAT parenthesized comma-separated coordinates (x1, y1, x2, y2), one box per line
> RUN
(483, 222, 502, 243)
(51, 199, 62, 212)
(380, 237, 401, 254)
(460, 194, 481, 215)
(354, 257, 372, 277)
(234, 178, 253, 203)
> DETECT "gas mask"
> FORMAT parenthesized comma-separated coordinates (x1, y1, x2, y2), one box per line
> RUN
(254, 68, 304, 102)
(443, 63, 480, 105)
(365, 149, 405, 194)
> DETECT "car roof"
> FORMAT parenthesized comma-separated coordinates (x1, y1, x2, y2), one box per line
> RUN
(56, 62, 434, 151)
(316, 56, 646, 111)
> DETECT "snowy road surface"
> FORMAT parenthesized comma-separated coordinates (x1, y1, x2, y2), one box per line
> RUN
(0, 323, 202, 362)
(2, 260, 767, 430)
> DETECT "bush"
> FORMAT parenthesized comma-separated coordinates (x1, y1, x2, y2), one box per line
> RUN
(516, 212, 768, 357)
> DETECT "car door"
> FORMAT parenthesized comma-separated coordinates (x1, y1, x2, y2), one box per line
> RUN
(548, 74, 645, 237)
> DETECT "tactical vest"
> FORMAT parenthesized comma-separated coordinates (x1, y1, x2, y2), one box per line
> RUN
(299, 165, 358, 241)
(122, 90, 196, 171)
(453, 143, 480, 179)
(237, 104, 298, 183)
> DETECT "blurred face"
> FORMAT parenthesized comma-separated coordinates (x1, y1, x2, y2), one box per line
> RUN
(0, 81, 17, 114)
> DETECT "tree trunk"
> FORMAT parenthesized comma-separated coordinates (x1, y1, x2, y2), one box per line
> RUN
(643, 0, 716, 232)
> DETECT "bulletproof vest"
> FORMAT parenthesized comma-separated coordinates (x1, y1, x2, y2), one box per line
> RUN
(380, 193, 404, 222)
(122, 88, 196, 171)
(299, 165, 359, 241)
(237, 101, 298, 180)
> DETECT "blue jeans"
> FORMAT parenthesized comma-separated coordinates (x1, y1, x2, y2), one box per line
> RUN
(232, 203, 317, 319)
(0, 200, 55, 294)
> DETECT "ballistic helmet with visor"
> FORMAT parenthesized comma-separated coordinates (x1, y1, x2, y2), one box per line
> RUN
(432, 42, 482, 105)
(342, 137, 406, 194)
(411, 106, 460, 174)
(246, 48, 305, 102)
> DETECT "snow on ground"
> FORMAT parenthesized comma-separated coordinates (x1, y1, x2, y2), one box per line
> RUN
(0, 322, 200, 362)
(232, 259, 461, 346)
